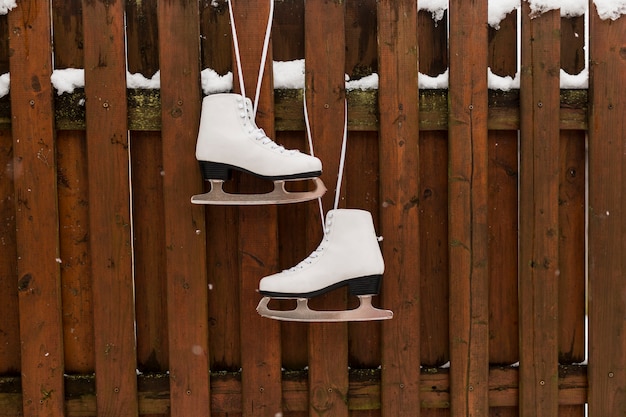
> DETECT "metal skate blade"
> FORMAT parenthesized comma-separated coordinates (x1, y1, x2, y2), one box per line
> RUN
(191, 177, 326, 205)
(256, 296, 393, 322)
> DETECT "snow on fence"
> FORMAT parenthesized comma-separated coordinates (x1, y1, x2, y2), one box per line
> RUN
(0, 1, 624, 416)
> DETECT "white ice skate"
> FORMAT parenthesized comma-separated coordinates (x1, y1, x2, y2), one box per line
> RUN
(191, 93, 326, 205)
(256, 209, 393, 322)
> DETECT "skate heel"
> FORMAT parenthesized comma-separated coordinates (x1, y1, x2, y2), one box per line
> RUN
(348, 275, 382, 296)
(199, 161, 232, 181)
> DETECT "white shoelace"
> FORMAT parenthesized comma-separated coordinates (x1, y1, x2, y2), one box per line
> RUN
(228, 0, 349, 263)
(227, 0, 274, 118)
(228, 0, 301, 157)
(303, 92, 348, 234)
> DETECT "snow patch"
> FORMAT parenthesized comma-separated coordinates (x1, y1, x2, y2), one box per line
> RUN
(0, 0, 16, 15)
(489, 0, 520, 28)
(346, 73, 379, 91)
(528, 0, 587, 17)
(418, 0, 448, 22)
(593, 0, 626, 19)
(201, 68, 233, 94)
(273, 59, 305, 89)
(51, 68, 85, 95)
(488, 68, 520, 91)
(0, 73, 9, 98)
(127, 70, 160, 89)
(420, 69, 449, 89)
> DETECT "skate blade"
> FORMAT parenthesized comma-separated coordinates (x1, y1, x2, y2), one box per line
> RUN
(256, 296, 393, 322)
(191, 177, 326, 205)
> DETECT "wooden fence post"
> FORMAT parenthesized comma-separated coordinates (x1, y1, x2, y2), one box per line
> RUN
(304, 1, 349, 416)
(229, 1, 283, 416)
(83, 0, 138, 414)
(158, 1, 210, 416)
(8, 1, 65, 416)
(588, 6, 626, 416)
(518, 4, 561, 417)
(377, 1, 421, 417)
(448, 0, 490, 416)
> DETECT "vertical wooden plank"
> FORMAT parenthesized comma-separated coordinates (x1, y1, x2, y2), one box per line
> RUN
(518, 4, 560, 417)
(198, 1, 242, 375)
(230, 1, 282, 417)
(273, 0, 308, 372)
(448, 1, 490, 416)
(200, 0, 232, 75)
(346, 131, 381, 368)
(0, 127, 19, 375)
(304, 1, 348, 417)
(82, 0, 138, 415)
(127, 0, 169, 376)
(587, 5, 626, 416)
(345, 0, 377, 79)
(52, 0, 95, 375)
(8, 1, 65, 416)
(558, 16, 586, 371)
(418, 10, 449, 369)
(377, 2, 421, 417)
(1, 11, 18, 374)
(557, 15, 586, 367)
(345, 0, 380, 370)
(157, 1, 210, 416)
(487, 11, 519, 368)
(418, 132, 449, 368)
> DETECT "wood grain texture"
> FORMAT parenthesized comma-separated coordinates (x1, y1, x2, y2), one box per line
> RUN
(82, 0, 138, 415)
(304, 2, 349, 417)
(52, 0, 94, 375)
(8, 1, 65, 416)
(157, 1, 210, 416)
(587, 5, 626, 416)
(229, 1, 282, 417)
(448, 0, 490, 416)
(377, 2, 421, 417)
(518, 5, 561, 417)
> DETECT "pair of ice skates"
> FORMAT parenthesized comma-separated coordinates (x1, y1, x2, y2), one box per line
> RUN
(191, 93, 392, 322)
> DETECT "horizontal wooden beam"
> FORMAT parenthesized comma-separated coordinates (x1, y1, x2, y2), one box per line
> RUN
(0, 365, 587, 415)
(0, 89, 588, 132)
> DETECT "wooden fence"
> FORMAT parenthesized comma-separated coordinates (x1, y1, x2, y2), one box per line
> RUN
(0, 0, 624, 416)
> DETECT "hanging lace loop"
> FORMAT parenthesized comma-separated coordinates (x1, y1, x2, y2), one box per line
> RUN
(227, 0, 275, 118)
(303, 90, 348, 236)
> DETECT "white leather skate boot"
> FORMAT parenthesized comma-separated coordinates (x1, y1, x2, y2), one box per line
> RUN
(191, 93, 326, 205)
(256, 209, 393, 321)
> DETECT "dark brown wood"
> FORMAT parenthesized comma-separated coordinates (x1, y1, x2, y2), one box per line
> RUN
(304, 2, 349, 417)
(587, 6, 626, 416)
(229, 2, 283, 417)
(0, 128, 19, 376)
(518, 5, 561, 417)
(126, 0, 168, 379)
(346, 131, 381, 368)
(377, 2, 421, 417)
(487, 6, 519, 375)
(8, 1, 65, 416)
(82, 0, 138, 414)
(448, 0, 490, 416)
(418, 132, 449, 367)
(487, 131, 519, 366)
(556, 8, 586, 372)
(157, 1, 210, 416)
(52, 0, 94, 375)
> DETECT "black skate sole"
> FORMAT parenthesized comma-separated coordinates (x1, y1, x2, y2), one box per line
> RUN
(259, 274, 382, 299)
(199, 160, 321, 182)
